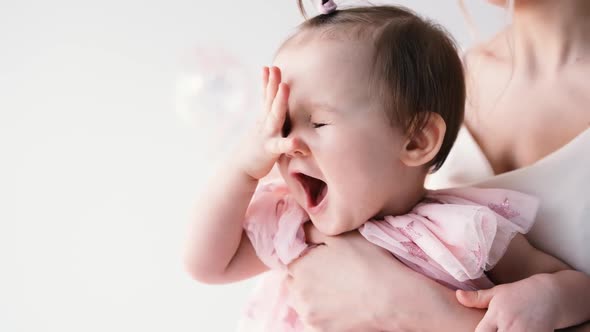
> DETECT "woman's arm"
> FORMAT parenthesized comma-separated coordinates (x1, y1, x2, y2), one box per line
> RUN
(548, 271, 590, 328)
(457, 271, 590, 331)
(287, 224, 485, 331)
(487, 234, 570, 284)
(457, 234, 590, 330)
(494, 234, 590, 327)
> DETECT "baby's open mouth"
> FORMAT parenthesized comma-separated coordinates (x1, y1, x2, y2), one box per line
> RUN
(295, 173, 328, 209)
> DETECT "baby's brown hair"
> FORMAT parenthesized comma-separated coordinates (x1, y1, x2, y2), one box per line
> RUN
(293, 2, 465, 171)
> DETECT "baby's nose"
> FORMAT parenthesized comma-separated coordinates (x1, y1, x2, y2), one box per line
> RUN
(285, 137, 310, 158)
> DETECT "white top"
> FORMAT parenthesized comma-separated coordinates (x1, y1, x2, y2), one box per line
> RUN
(427, 127, 590, 274)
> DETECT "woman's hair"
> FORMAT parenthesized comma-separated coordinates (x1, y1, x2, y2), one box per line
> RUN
(292, 2, 465, 171)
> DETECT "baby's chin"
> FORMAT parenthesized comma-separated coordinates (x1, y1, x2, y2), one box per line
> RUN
(311, 216, 363, 236)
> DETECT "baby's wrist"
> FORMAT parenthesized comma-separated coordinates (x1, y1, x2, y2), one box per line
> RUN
(239, 167, 261, 184)
(232, 156, 263, 182)
(222, 157, 261, 186)
(234, 155, 273, 181)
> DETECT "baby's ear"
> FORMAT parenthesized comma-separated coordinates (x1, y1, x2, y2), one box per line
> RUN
(399, 112, 446, 167)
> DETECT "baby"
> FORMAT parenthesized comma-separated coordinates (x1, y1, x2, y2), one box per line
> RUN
(185, 3, 580, 331)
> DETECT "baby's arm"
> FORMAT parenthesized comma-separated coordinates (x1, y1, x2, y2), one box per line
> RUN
(184, 168, 267, 284)
(184, 66, 295, 284)
(465, 234, 590, 329)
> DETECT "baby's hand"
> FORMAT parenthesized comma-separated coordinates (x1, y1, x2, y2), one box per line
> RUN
(238, 66, 298, 180)
(456, 275, 558, 332)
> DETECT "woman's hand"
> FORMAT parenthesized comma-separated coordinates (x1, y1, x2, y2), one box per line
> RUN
(457, 275, 558, 332)
(286, 223, 484, 332)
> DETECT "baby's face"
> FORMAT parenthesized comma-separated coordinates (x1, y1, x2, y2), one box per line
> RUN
(274, 34, 418, 235)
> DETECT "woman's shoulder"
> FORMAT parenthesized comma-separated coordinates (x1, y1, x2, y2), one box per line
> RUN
(462, 29, 512, 71)
(462, 31, 513, 109)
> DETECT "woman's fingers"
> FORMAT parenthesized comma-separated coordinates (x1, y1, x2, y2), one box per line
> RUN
(456, 288, 495, 309)
(474, 315, 498, 332)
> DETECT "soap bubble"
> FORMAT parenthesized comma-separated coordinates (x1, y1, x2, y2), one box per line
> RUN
(175, 46, 259, 157)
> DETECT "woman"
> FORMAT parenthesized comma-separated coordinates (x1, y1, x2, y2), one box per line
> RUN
(286, 1, 590, 331)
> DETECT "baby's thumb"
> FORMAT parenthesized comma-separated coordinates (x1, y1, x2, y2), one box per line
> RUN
(456, 288, 494, 309)
(266, 137, 289, 155)
(266, 137, 300, 156)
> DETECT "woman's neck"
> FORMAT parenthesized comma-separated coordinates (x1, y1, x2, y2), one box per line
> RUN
(507, 0, 590, 76)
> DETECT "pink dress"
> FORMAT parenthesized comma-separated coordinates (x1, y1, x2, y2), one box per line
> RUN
(237, 181, 539, 332)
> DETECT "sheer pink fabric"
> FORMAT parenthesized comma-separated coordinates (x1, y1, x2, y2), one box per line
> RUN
(238, 182, 538, 332)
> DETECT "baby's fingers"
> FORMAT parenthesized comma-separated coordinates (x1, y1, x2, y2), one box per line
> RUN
(261, 66, 269, 100)
(264, 66, 282, 112)
(266, 82, 289, 132)
(265, 137, 298, 155)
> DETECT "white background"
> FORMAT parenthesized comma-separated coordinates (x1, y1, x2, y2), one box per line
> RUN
(1, 1, 504, 331)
